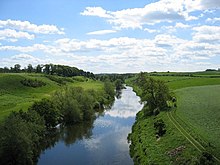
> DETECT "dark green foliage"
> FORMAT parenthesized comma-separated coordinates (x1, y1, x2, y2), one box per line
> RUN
(154, 119, 166, 137)
(53, 87, 96, 124)
(20, 78, 46, 88)
(198, 152, 215, 165)
(136, 73, 170, 116)
(27, 64, 34, 73)
(0, 111, 45, 165)
(13, 64, 21, 73)
(104, 80, 115, 99)
(115, 79, 124, 90)
(62, 99, 83, 124)
(43, 64, 94, 78)
(0, 63, 94, 79)
(29, 99, 60, 128)
(35, 64, 42, 73)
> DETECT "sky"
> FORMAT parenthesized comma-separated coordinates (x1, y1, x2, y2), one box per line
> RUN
(0, 0, 220, 73)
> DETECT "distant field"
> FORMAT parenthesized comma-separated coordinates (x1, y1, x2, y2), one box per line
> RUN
(167, 77, 220, 90)
(71, 79, 104, 91)
(0, 73, 103, 121)
(175, 85, 220, 158)
(150, 75, 220, 90)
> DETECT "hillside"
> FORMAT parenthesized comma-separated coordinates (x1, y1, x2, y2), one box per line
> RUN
(0, 73, 103, 121)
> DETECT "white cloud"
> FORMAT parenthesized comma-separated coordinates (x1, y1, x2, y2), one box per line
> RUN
(175, 22, 190, 28)
(81, 0, 220, 30)
(0, 29, 34, 41)
(193, 25, 220, 43)
(0, 19, 64, 34)
(144, 28, 157, 33)
(86, 30, 117, 35)
(80, 7, 112, 18)
(11, 54, 37, 60)
(1, 31, 220, 73)
(81, 2, 189, 29)
(0, 54, 44, 68)
(206, 17, 220, 23)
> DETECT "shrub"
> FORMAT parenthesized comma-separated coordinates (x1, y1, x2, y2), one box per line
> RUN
(20, 78, 46, 88)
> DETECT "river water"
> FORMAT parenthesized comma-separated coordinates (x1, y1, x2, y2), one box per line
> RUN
(38, 86, 143, 165)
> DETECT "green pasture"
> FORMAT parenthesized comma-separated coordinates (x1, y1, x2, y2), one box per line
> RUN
(175, 85, 220, 158)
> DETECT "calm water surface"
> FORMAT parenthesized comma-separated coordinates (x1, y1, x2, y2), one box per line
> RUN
(38, 86, 143, 165)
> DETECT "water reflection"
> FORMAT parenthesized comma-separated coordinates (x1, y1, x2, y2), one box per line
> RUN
(106, 87, 143, 118)
(60, 120, 94, 146)
(38, 86, 143, 165)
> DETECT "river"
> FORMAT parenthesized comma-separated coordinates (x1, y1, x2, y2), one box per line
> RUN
(38, 86, 143, 165)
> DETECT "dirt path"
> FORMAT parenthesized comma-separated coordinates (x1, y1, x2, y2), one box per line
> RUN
(167, 110, 220, 163)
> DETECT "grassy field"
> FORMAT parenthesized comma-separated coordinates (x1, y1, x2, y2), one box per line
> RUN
(175, 85, 220, 158)
(127, 72, 220, 164)
(0, 73, 103, 121)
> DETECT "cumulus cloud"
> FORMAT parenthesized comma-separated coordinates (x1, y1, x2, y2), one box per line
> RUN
(0, 19, 64, 34)
(81, 0, 220, 30)
(81, 7, 112, 18)
(81, 2, 188, 29)
(206, 17, 220, 23)
(193, 25, 220, 43)
(143, 28, 157, 33)
(175, 22, 190, 28)
(0, 29, 34, 41)
(86, 30, 117, 35)
(0, 54, 44, 68)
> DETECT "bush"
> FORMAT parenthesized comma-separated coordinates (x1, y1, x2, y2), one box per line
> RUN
(20, 78, 46, 88)
(154, 119, 166, 137)
(29, 99, 60, 128)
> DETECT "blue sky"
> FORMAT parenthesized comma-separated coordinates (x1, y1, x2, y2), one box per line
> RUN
(0, 0, 220, 73)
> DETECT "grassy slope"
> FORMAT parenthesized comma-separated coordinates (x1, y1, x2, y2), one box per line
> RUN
(175, 85, 220, 158)
(126, 74, 220, 164)
(0, 73, 103, 121)
(129, 111, 200, 164)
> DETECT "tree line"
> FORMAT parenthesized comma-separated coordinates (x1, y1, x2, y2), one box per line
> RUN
(0, 64, 95, 78)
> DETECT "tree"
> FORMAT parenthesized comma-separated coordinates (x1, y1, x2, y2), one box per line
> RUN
(27, 64, 34, 73)
(29, 99, 60, 128)
(0, 111, 45, 165)
(43, 64, 50, 74)
(136, 73, 170, 116)
(115, 79, 123, 90)
(35, 64, 42, 73)
(14, 64, 21, 73)
(104, 80, 115, 99)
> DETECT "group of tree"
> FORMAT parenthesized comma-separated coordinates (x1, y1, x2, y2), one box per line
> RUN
(96, 73, 134, 82)
(135, 72, 171, 117)
(0, 64, 95, 78)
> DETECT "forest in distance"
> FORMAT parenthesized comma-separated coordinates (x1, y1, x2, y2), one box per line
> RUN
(0, 63, 220, 164)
